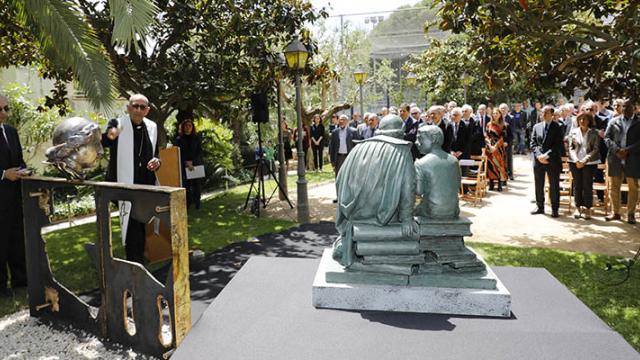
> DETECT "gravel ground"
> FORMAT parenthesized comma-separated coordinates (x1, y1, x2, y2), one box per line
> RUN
(0, 311, 155, 360)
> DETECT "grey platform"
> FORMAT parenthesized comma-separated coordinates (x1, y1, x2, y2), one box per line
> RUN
(173, 257, 639, 360)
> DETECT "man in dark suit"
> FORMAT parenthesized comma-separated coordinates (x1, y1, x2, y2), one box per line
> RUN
(404, 105, 422, 160)
(604, 99, 640, 224)
(449, 107, 467, 159)
(510, 102, 528, 154)
(530, 105, 565, 218)
(0, 95, 28, 297)
(427, 105, 453, 153)
(475, 104, 491, 137)
(468, 105, 488, 157)
(330, 114, 358, 177)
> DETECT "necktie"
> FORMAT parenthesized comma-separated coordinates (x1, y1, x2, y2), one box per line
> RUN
(454, 123, 458, 140)
(0, 126, 8, 150)
(544, 123, 549, 138)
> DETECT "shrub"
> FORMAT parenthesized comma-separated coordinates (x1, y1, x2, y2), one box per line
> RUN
(1, 83, 64, 165)
(167, 117, 241, 190)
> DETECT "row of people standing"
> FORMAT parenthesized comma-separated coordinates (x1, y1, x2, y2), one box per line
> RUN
(279, 114, 327, 172)
(530, 98, 640, 223)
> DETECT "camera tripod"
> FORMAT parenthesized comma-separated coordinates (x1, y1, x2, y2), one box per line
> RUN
(243, 122, 293, 217)
(605, 244, 640, 286)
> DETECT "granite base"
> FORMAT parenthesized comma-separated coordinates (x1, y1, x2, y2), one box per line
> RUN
(314, 249, 511, 317)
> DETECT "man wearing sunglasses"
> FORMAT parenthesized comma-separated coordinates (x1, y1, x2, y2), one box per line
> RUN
(0, 95, 28, 297)
(102, 94, 161, 264)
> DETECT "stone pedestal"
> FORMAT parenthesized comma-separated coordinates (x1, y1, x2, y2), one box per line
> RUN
(314, 249, 511, 317)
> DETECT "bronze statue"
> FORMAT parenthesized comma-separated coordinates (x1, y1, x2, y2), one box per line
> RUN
(44, 117, 103, 179)
(414, 125, 461, 219)
(332, 114, 418, 267)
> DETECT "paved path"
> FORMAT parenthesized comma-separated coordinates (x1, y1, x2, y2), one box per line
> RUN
(262, 155, 640, 258)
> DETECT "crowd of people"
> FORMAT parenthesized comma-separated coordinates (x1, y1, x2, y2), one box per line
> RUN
(283, 97, 640, 222)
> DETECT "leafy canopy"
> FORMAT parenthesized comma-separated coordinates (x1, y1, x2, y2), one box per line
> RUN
(433, 0, 640, 100)
(2, 0, 158, 110)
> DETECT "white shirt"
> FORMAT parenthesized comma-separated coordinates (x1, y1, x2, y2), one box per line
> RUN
(568, 128, 600, 165)
(338, 127, 348, 154)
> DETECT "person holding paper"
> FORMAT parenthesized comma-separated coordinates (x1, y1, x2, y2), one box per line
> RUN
(174, 116, 203, 210)
(101, 94, 161, 263)
(530, 105, 565, 218)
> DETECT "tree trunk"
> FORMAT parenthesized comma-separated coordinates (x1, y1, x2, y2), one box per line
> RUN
(321, 80, 327, 110)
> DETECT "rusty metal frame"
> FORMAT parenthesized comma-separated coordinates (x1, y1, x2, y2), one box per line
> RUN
(22, 176, 191, 358)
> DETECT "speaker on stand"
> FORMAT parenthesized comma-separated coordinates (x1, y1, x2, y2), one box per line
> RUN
(243, 92, 293, 216)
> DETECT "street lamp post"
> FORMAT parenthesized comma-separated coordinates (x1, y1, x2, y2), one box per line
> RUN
(353, 64, 368, 116)
(284, 39, 310, 224)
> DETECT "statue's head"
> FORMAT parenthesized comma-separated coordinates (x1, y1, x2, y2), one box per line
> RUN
(376, 114, 404, 139)
(416, 125, 443, 154)
(45, 117, 103, 179)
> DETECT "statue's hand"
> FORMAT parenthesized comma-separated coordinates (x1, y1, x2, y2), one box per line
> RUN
(401, 220, 419, 238)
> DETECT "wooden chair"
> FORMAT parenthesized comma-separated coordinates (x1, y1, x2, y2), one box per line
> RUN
(592, 163, 609, 216)
(460, 152, 488, 206)
(546, 157, 573, 214)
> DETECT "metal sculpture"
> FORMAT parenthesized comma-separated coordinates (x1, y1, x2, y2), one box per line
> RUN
(22, 177, 191, 358)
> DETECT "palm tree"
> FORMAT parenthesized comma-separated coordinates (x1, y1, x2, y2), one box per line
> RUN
(7, 0, 158, 110)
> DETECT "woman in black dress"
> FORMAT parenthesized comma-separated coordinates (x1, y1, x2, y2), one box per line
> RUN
(174, 118, 204, 209)
(310, 114, 325, 171)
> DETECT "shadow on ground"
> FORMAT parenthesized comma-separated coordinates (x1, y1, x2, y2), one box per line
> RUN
(187, 221, 337, 318)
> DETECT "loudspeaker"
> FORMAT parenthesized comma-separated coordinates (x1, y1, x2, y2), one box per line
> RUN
(251, 92, 269, 123)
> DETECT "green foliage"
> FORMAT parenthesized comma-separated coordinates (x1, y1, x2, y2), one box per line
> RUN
(2, 0, 158, 109)
(1, 83, 64, 164)
(74, 0, 326, 144)
(407, 34, 541, 105)
(433, 0, 640, 100)
(197, 119, 239, 188)
(108, 0, 159, 53)
(167, 117, 240, 190)
(50, 194, 97, 222)
(312, 20, 372, 109)
(9, 0, 115, 109)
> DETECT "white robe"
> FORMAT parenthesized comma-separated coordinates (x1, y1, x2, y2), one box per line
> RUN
(113, 115, 158, 244)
